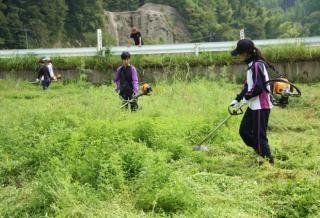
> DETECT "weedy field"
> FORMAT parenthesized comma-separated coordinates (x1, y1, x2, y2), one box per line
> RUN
(0, 78, 319, 218)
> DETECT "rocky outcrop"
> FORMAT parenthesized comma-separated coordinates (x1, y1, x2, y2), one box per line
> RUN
(104, 3, 191, 45)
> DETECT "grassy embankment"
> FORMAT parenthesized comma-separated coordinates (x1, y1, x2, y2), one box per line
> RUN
(0, 45, 319, 74)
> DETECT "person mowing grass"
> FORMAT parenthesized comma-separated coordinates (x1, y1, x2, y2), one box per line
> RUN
(230, 39, 274, 164)
(115, 51, 139, 111)
(36, 58, 52, 90)
(46, 57, 57, 81)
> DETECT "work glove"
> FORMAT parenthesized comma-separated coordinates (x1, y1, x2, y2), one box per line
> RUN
(242, 98, 248, 105)
(230, 99, 239, 107)
(133, 92, 138, 99)
(36, 78, 40, 82)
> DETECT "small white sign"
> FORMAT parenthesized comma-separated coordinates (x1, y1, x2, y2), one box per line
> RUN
(240, 29, 245, 40)
(97, 29, 103, 52)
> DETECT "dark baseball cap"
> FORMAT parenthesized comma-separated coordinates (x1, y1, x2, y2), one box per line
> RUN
(231, 39, 255, 56)
(121, 51, 131, 59)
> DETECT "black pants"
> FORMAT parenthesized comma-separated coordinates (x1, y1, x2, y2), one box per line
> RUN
(239, 108, 273, 162)
(120, 91, 138, 111)
(41, 80, 51, 90)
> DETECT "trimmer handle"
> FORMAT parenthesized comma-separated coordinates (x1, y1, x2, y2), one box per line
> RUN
(228, 104, 244, 116)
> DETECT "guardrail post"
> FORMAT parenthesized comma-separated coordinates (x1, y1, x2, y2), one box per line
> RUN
(195, 44, 199, 56)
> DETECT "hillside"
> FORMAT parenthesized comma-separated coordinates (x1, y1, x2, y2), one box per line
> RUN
(0, 0, 319, 49)
(105, 3, 191, 45)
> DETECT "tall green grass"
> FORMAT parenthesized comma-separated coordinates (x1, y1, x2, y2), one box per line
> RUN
(0, 78, 319, 217)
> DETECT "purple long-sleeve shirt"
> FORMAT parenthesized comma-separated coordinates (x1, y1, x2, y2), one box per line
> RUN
(115, 65, 139, 94)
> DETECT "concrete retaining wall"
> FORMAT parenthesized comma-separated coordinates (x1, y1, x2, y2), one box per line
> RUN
(1, 60, 319, 84)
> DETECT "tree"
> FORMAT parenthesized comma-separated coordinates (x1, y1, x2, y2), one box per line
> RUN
(0, 0, 7, 47)
(0, 0, 318, 48)
(1, 1, 25, 48)
(279, 21, 303, 38)
(65, 0, 105, 46)
(40, 0, 67, 45)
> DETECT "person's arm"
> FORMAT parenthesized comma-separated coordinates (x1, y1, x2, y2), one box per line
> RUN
(236, 82, 248, 102)
(138, 32, 142, 46)
(230, 81, 247, 106)
(48, 64, 55, 78)
(128, 34, 132, 47)
(131, 66, 139, 94)
(244, 62, 265, 100)
(37, 67, 43, 80)
(114, 67, 121, 93)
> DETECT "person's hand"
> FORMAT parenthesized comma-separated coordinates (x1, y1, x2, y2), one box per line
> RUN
(36, 78, 40, 82)
(242, 98, 248, 104)
(230, 100, 239, 107)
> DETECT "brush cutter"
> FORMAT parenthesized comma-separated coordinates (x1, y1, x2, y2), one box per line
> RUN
(265, 78, 301, 107)
(193, 104, 245, 152)
(120, 83, 152, 109)
(29, 80, 41, 84)
(264, 63, 302, 107)
(29, 74, 63, 84)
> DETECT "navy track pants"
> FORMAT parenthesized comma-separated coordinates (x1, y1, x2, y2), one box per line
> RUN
(239, 108, 273, 162)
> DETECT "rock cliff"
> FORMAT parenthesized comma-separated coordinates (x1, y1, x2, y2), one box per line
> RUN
(105, 3, 191, 45)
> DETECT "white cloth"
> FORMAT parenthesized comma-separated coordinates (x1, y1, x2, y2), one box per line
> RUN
(230, 100, 239, 107)
(48, 63, 55, 78)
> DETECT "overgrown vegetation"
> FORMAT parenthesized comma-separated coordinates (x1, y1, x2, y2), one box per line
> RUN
(1, 0, 319, 48)
(0, 45, 320, 73)
(0, 78, 319, 217)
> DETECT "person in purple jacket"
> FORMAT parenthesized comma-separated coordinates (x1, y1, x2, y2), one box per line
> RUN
(115, 51, 139, 111)
(230, 39, 274, 164)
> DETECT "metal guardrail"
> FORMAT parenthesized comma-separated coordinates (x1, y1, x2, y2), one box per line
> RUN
(0, 47, 98, 58)
(110, 37, 320, 55)
(0, 37, 319, 58)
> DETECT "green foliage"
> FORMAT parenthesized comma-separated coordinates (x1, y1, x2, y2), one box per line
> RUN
(0, 46, 319, 74)
(97, 153, 126, 195)
(0, 0, 104, 48)
(104, 0, 320, 42)
(65, 0, 105, 47)
(0, 78, 320, 217)
(1, 0, 320, 48)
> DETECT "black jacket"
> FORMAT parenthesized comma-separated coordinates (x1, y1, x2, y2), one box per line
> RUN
(37, 65, 51, 81)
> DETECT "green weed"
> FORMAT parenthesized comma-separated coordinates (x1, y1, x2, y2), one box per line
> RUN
(0, 79, 319, 217)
